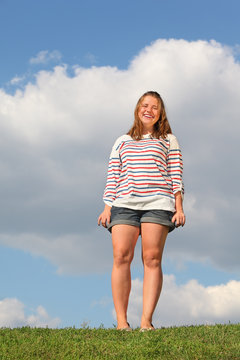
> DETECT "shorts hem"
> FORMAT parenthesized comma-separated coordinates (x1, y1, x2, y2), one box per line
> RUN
(107, 220, 140, 232)
(140, 217, 175, 232)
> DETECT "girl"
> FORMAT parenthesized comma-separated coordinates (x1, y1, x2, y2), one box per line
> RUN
(98, 91, 185, 331)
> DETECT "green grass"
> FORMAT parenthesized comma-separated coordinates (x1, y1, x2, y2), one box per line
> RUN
(0, 324, 239, 359)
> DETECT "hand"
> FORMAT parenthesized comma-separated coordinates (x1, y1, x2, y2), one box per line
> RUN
(98, 205, 111, 228)
(172, 209, 185, 228)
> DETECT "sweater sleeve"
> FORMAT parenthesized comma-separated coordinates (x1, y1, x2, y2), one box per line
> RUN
(167, 135, 184, 198)
(103, 136, 123, 206)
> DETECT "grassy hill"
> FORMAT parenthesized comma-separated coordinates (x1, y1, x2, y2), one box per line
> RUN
(0, 324, 239, 359)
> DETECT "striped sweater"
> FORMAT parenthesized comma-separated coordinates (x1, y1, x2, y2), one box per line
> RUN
(103, 133, 184, 212)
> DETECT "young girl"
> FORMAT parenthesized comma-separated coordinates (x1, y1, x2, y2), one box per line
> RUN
(98, 91, 185, 331)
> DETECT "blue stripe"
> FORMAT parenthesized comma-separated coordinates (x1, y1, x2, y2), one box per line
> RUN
(108, 165, 121, 170)
(107, 171, 121, 176)
(109, 156, 120, 160)
(168, 149, 181, 153)
(117, 192, 174, 200)
(168, 154, 182, 158)
(117, 185, 171, 192)
(167, 165, 183, 169)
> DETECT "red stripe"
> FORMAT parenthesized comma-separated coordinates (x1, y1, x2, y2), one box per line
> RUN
(108, 168, 121, 173)
(104, 190, 116, 195)
(168, 160, 183, 164)
(109, 161, 120, 165)
(121, 149, 166, 157)
(168, 152, 181, 156)
(121, 166, 164, 170)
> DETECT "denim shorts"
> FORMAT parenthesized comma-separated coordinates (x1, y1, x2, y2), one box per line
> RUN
(107, 206, 175, 233)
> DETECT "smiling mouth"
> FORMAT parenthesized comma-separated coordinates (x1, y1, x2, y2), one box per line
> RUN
(143, 114, 153, 119)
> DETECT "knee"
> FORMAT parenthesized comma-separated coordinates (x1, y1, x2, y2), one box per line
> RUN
(113, 251, 133, 268)
(142, 252, 162, 269)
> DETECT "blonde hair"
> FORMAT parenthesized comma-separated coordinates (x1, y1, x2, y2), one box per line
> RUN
(127, 91, 172, 140)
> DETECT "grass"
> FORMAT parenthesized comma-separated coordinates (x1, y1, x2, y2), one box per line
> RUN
(0, 324, 239, 359)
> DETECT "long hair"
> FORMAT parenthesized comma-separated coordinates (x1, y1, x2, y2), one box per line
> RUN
(127, 91, 172, 140)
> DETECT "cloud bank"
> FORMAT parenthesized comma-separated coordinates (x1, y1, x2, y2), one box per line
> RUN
(125, 276, 240, 327)
(0, 298, 60, 328)
(0, 38, 239, 274)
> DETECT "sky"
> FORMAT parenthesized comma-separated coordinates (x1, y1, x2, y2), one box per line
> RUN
(0, 0, 240, 328)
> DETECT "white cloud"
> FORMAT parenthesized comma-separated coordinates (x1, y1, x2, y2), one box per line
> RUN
(0, 298, 60, 328)
(29, 50, 62, 65)
(124, 276, 240, 328)
(85, 52, 97, 64)
(0, 230, 113, 275)
(9, 75, 25, 85)
(0, 38, 240, 274)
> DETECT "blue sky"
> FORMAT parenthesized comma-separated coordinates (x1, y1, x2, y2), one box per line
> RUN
(1, 0, 239, 84)
(0, 0, 240, 328)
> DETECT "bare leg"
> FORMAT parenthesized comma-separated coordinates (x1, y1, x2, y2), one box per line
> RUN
(140, 223, 168, 328)
(111, 224, 139, 329)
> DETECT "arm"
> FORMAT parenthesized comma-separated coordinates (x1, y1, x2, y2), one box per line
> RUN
(171, 191, 185, 227)
(102, 137, 122, 206)
(98, 137, 123, 227)
(167, 135, 185, 227)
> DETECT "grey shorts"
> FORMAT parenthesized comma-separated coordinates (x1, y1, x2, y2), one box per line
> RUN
(107, 206, 175, 233)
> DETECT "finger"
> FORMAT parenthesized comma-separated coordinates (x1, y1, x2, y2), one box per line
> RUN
(101, 217, 107, 228)
(97, 216, 102, 226)
(179, 219, 184, 226)
(171, 215, 176, 223)
(176, 218, 182, 227)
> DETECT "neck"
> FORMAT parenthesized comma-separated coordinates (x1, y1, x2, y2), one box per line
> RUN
(142, 130, 153, 135)
(142, 126, 153, 135)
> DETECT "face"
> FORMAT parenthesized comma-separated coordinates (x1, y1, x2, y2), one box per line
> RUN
(138, 95, 161, 133)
